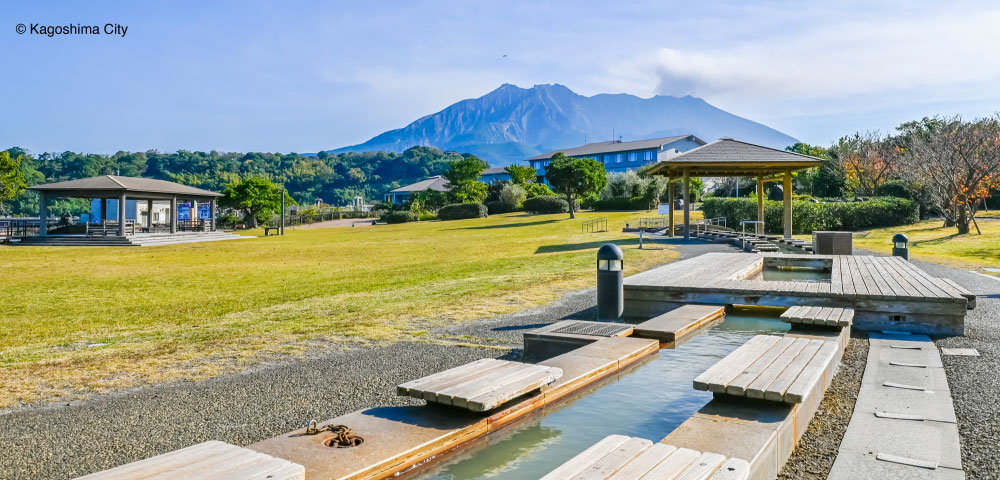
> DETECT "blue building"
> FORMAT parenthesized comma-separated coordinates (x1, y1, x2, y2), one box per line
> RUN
(478, 167, 510, 184)
(527, 135, 705, 183)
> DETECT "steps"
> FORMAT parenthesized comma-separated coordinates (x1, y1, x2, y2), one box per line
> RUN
(16, 231, 251, 247)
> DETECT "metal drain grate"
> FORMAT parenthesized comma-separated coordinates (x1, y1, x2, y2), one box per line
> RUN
(551, 321, 631, 337)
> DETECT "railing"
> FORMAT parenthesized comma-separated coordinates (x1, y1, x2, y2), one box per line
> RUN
(581, 217, 608, 233)
(3, 219, 42, 238)
(85, 219, 137, 236)
(691, 217, 727, 236)
(638, 217, 668, 230)
(739, 220, 764, 250)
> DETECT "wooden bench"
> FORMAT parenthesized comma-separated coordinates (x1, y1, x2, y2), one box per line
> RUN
(693, 335, 839, 403)
(75, 441, 304, 480)
(397, 358, 562, 412)
(631, 305, 725, 343)
(940, 278, 976, 309)
(540, 434, 749, 480)
(780, 306, 854, 327)
(263, 227, 281, 236)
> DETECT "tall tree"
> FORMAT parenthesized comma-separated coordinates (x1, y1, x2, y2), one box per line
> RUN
(443, 155, 489, 203)
(545, 153, 608, 218)
(830, 132, 898, 196)
(219, 177, 296, 228)
(0, 151, 26, 215)
(504, 165, 538, 185)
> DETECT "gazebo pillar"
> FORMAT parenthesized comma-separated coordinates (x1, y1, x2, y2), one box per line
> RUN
(170, 196, 178, 234)
(100, 198, 108, 224)
(147, 200, 153, 229)
(682, 169, 691, 240)
(756, 177, 765, 234)
(667, 178, 675, 237)
(38, 192, 48, 236)
(210, 199, 217, 232)
(783, 172, 793, 239)
(118, 193, 127, 236)
(191, 200, 199, 230)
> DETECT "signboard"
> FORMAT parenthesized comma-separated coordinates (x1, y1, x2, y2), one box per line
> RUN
(657, 204, 671, 215)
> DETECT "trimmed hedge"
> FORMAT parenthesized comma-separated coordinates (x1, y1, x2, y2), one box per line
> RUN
(523, 195, 569, 214)
(485, 200, 519, 214)
(702, 196, 918, 234)
(380, 210, 417, 224)
(438, 203, 488, 220)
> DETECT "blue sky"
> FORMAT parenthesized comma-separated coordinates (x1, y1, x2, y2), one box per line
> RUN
(3, 0, 999, 154)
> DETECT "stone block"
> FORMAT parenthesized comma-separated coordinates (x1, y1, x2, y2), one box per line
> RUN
(812, 231, 853, 255)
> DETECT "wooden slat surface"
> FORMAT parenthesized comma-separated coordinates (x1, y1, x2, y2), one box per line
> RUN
(541, 436, 749, 480)
(780, 306, 854, 327)
(75, 441, 304, 480)
(397, 359, 562, 412)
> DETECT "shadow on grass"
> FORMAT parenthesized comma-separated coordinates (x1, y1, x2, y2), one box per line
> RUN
(449, 219, 561, 231)
(535, 238, 640, 254)
(492, 323, 551, 331)
(912, 233, 963, 247)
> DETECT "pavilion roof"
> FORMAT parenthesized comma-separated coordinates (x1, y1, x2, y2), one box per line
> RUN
(29, 175, 223, 199)
(644, 138, 824, 177)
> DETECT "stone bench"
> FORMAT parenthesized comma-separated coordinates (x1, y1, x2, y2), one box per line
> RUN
(780, 306, 854, 327)
(397, 358, 562, 412)
(693, 335, 839, 403)
(75, 441, 304, 480)
(540, 434, 749, 480)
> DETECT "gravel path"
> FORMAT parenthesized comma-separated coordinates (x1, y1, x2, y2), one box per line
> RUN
(0, 238, 734, 480)
(778, 334, 868, 479)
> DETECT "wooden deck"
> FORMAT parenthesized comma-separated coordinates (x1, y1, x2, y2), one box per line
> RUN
(693, 335, 839, 403)
(539, 435, 749, 480)
(780, 306, 854, 327)
(631, 304, 726, 343)
(624, 253, 970, 335)
(76, 441, 304, 480)
(397, 359, 562, 412)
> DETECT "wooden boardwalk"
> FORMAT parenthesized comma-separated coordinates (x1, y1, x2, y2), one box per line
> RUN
(780, 306, 854, 327)
(397, 359, 562, 412)
(693, 335, 839, 403)
(624, 253, 970, 335)
(76, 441, 304, 480)
(540, 435, 749, 480)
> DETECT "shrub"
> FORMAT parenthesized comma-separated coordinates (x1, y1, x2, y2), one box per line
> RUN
(523, 195, 570, 214)
(438, 203, 488, 220)
(499, 183, 527, 207)
(485, 200, 518, 214)
(524, 183, 555, 198)
(417, 212, 438, 221)
(701, 196, 918, 234)
(874, 180, 912, 199)
(380, 210, 417, 224)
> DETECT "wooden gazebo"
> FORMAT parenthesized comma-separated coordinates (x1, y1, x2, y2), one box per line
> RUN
(644, 138, 824, 239)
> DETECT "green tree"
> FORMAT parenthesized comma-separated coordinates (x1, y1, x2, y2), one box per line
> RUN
(545, 153, 608, 218)
(504, 165, 538, 185)
(785, 142, 829, 159)
(0, 151, 27, 215)
(443, 155, 489, 203)
(219, 177, 296, 228)
(524, 182, 554, 198)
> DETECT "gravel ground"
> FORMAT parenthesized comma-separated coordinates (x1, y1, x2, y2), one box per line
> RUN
(0, 237, 734, 480)
(778, 334, 869, 479)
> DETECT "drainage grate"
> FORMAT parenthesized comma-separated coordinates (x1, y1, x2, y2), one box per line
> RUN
(941, 347, 980, 356)
(876, 452, 938, 470)
(551, 321, 632, 337)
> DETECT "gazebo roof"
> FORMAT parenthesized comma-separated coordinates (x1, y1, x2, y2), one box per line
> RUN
(29, 175, 223, 200)
(645, 138, 824, 177)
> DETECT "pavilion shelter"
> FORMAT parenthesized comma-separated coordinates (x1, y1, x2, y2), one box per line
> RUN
(28, 175, 224, 237)
(644, 138, 825, 240)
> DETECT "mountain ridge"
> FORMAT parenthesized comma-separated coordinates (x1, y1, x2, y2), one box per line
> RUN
(329, 83, 798, 166)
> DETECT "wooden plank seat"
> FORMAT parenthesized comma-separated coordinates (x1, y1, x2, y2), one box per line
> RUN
(632, 305, 725, 342)
(693, 335, 839, 404)
(940, 278, 976, 309)
(76, 441, 304, 480)
(540, 435, 749, 480)
(780, 306, 854, 327)
(397, 358, 562, 412)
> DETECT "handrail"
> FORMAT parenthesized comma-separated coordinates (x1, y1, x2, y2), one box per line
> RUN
(582, 217, 608, 233)
(690, 217, 727, 237)
(739, 220, 764, 250)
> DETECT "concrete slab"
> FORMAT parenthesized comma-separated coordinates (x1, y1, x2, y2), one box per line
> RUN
(835, 413, 963, 470)
(538, 352, 620, 404)
(660, 413, 780, 480)
(829, 454, 965, 480)
(567, 336, 659, 367)
(523, 320, 633, 360)
(940, 347, 980, 357)
(854, 382, 957, 424)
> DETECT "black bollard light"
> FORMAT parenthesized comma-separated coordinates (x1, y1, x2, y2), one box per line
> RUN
(597, 244, 624, 321)
(892, 233, 909, 260)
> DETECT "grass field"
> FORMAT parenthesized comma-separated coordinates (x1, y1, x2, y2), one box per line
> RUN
(851, 217, 1000, 274)
(0, 210, 685, 408)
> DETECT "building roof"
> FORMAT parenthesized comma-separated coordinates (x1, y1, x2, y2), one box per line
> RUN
(645, 138, 824, 177)
(481, 167, 508, 175)
(527, 135, 704, 161)
(389, 175, 452, 193)
(28, 175, 223, 199)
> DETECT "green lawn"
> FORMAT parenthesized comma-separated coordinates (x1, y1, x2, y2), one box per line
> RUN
(851, 217, 1000, 274)
(0, 211, 677, 408)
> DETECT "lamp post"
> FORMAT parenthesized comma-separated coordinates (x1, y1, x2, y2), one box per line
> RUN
(892, 233, 909, 260)
(596, 244, 624, 321)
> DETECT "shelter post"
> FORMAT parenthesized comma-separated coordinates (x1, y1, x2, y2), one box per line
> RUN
(100, 198, 107, 224)
(170, 196, 178, 234)
(118, 193, 127, 236)
(146, 200, 153, 229)
(682, 169, 690, 240)
(756, 177, 765, 234)
(191, 200, 198, 230)
(667, 178, 675, 237)
(38, 192, 48, 236)
(210, 199, 217, 232)
(783, 172, 792, 239)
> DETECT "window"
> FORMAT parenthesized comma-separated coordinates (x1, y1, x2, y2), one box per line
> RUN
(604, 155, 611, 163)
(544, 160, 551, 167)
(644, 151, 654, 161)
(615, 153, 623, 164)
(153, 213, 160, 221)
(628, 152, 637, 162)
